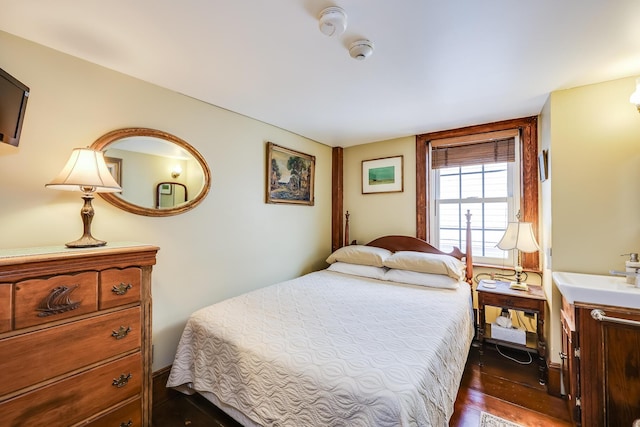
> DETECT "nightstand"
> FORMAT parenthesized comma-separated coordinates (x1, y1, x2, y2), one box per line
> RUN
(476, 279, 547, 384)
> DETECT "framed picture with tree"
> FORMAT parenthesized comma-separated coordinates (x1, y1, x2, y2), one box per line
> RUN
(266, 142, 315, 205)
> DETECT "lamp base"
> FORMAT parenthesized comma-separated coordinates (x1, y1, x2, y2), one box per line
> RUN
(65, 235, 106, 248)
(509, 281, 529, 291)
(65, 193, 107, 248)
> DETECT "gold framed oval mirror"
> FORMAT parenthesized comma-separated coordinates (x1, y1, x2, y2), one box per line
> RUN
(90, 128, 211, 216)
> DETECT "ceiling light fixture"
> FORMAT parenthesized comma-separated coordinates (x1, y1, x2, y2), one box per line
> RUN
(630, 77, 640, 113)
(318, 6, 347, 37)
(349, 39, 374, 60)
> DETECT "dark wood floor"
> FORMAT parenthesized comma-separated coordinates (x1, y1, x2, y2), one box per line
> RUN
(153, 345, 573, 426)
(451, 345, 572, 426)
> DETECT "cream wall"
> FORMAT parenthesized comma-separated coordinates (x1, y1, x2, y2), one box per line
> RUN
(0, 31, 332, 369)
(539, 96, 558, 362)
(545, 76, 640, 364)
(550, 76, 640, 274)
(343, 136, 417, 243)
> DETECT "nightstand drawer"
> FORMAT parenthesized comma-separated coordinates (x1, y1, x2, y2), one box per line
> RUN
(0, 306, 141, 396)
(14, 271, 98, 329)
(0, 352, 141, 427)
(479, 292, 542, 312)
(100, 267, 142, 309)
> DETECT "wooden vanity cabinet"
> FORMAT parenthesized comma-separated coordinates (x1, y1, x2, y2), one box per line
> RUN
(560, 298, 581, 425)
(562, 296, 640, 426)
(0, 243, 158, 427)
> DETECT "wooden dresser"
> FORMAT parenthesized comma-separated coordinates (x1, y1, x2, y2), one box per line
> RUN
(0, 243, 158, 427)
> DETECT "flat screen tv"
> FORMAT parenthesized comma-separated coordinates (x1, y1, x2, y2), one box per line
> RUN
(0, 67, 30, 147)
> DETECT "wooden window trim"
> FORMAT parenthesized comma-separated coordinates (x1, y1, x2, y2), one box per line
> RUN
(416, 116, 539, 271)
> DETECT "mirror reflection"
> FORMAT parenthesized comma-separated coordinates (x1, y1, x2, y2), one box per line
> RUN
(91, 128, 211, 216)
(156, 182, 188, 208)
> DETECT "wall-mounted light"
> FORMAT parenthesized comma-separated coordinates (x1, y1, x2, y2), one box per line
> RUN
(630, 77, 640, 113)
(46, 148, 121, 247)
(171, 165, 182, 179)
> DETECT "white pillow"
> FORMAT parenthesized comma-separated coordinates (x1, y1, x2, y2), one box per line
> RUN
(383, 251, 466, 280)
(326, 245, 392, 267)
(327, 262, 387, 280)
(384, 269, 460, 289)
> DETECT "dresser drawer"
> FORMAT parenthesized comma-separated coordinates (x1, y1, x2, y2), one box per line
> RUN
(0, 283, 11, 333)
(100, 267, 142, 309)
(0, 307, 141, 396)
(0, 352, 141, 427)
(14, 271, 98, 329)
(84, 398, 141, 427)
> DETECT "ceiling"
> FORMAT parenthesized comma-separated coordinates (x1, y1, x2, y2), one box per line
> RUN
(2, 1, 640, 147)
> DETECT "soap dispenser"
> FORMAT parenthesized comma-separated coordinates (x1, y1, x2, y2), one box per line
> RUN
(623, 253, 640, 284)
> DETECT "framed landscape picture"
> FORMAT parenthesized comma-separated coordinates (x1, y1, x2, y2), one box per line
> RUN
(362, 155, 403, 194)
(266, 142, 315, 205)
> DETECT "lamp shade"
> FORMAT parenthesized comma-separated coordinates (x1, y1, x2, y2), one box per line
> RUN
(46, 148, 121, 193)
(496, 222, 540, 253)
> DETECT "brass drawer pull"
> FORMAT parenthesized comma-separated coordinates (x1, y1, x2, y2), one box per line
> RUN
(112, 283, 133, 296)
(111, 326, 132, 340)
(120, 421, 133, 427)
(112, 373, 132, 388)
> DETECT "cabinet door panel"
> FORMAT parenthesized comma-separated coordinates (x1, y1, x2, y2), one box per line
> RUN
(561, 308, 580, 423)
(579, 306, 640, 426)
(603, 323, 640, 425)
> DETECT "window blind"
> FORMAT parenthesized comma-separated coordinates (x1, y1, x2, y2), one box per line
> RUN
(431, 137, 515, 169)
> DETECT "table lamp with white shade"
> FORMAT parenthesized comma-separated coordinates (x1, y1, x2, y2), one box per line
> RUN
(496, 215, 540, 291)
(46, 147, 121, 248)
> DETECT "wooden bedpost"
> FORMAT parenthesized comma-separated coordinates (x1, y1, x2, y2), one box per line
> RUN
(344, 211, 350, 247)
(465, 210, 473, 284)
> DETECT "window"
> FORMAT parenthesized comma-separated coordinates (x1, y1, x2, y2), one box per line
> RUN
(430, 136, 520, 265)
(416, 117, 539, 270)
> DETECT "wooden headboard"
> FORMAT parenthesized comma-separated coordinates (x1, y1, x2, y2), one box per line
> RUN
(364, 211, 473, 285)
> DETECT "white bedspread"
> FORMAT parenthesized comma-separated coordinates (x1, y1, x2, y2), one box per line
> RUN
(167, 270, 473, 427)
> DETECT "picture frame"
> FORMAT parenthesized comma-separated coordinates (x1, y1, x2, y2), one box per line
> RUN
(266, 142, 315, 205)
(159, 183, 172, 195)
(104, 156, 122, 186)
(362, 155, 403, 194)
(538, 150, 548, 182)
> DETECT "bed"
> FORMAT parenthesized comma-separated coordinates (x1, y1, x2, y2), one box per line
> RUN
(167, 220, 474, 426)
